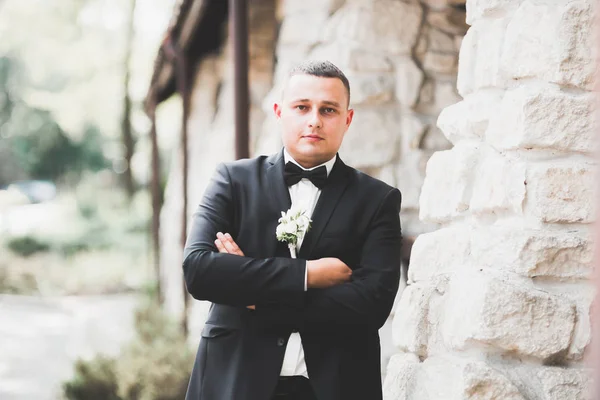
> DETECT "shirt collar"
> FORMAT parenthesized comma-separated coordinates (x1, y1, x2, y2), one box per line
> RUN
(283, 148, 336, 177)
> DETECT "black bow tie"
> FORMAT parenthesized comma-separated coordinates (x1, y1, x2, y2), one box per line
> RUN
(284, 162, 328, 189)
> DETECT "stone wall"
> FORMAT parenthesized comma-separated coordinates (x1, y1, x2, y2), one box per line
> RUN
(383, 0, 597, 398)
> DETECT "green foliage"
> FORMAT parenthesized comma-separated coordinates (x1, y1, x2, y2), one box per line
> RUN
(116, 304, 193, 400)
(77, 125, 109, 173)
(5, 230, 110, 258)
(62, 303, 193, 400)
(6, 236, 51, 257)
(63, 357, 121, 400)
(0, 55, 109, 186)
(9, 109, 80, 180)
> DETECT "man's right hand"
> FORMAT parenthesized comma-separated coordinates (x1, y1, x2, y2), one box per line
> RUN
(306, 258, 352, 289)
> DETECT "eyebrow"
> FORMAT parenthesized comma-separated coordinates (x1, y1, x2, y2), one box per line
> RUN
(291, 99, 342, 108)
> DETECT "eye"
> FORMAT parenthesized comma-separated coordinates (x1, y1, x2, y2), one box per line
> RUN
(296, 105, 307, 111)
(322, 107, 335, 114)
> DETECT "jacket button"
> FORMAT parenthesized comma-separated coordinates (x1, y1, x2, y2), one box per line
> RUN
(277, 338, 286, 347)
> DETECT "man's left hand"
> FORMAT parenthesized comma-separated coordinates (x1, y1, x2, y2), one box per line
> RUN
(215, 232, 245, 256)
(215, 232, 254, 310)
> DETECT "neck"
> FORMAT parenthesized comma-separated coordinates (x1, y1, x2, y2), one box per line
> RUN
(284, 148, 335, 169)
(288, 155, 326, 169)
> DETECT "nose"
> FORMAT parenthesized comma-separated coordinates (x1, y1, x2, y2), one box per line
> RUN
(308, 109, 322, 129)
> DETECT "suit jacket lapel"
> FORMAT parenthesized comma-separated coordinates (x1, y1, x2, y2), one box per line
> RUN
(299, 156, 352, 259)
(265, 150, 292, 257)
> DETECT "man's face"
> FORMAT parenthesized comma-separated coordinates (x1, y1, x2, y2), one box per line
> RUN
(274, 74, 354, 168)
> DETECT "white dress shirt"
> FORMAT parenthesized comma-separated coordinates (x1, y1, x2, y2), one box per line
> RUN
(279, 149, 337, 378)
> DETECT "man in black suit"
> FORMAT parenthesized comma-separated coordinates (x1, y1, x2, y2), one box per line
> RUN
(183, 60, 402, 400)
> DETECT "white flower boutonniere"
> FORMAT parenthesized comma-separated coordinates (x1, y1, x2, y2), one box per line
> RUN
(276, 207, 312, 259)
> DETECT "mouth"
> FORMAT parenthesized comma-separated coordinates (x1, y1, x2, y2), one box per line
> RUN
(302, 135, 323, 141)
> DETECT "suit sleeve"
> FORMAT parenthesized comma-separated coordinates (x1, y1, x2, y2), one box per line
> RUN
(256, 188, 402, 330)
(183, 163, 306, 308)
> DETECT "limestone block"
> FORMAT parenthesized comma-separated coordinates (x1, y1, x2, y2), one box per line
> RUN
(419, 143, 479, 223)
(422, 126, 452, 151)
(428, 8, 470, 36)
(400, 113, 427, 157)
(382, 352, 420, 400)
(394, 57, 424, 107)
(254, 115, 282, 157)
(469, 149, 526, 215)
(507, 366, 594, 400)
(380, 318, 397, 376)
(309, 43, 393, 72)
(527, 163, 595, 224)
(322, 0, 423, 55)
(470, 228, 594, 280)
(396, 151, 429, 209)
(440, 271, 577, 360)
(414, 25, 429, 63)
(344, 72, 395, 105)
(392, 283, 436, 356)
(421, 0, 450, 11)
(400, 211, 440, 237)
(486, 86, 596, 154)
(274, 43, 312, 68)
(423, 51, 458, 75)
(458, 362, 525, 400)
(374, 165, 397, 188)
(437, 90, 503, 144)
(397, 356, 526, 400)
(428, 28, 456, 54)
(565, 285, 595, 361)
(457, 18, 509, 97)
(432, 81, 462, 114)
(410, 227, 594, 282)
(454, 35, 463, 52)
(339, 107, 400, 168)
(272, 44, 313, 85)
(281, 0, 344, 15)
(278, 12, 329, 45)
(418, 79, 435, 108)
(408, 226, 471, 283)
(500, 0, 596, 90)
(466, 0, 525, 25)
(536, 367, 593, 400)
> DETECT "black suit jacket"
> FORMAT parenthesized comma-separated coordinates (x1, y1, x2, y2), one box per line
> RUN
(183, 150, 402, 400)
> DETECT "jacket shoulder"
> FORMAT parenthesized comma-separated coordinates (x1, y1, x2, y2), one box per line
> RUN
(218, 154, 271, 179)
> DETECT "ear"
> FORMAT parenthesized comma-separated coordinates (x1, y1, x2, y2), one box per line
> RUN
(273, 103, 282, 119)
(345, 108, 354, 129)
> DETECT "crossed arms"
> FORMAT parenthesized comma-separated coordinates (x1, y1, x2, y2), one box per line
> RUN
(183, 163, 402, 331)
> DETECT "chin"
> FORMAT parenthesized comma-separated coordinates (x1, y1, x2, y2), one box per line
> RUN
(296, 146, 324, 157)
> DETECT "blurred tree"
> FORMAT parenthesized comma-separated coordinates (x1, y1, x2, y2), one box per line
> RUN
(120, 0, 138, 199)
(0, 0, 177, 189)
(0, 55, 108, 185)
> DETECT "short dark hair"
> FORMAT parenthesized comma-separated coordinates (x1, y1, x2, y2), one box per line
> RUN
(287, 60, 351, 106)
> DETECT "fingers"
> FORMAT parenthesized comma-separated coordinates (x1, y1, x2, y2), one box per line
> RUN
(214, 237, 227, 253)
(215, 232, 245, 256)
(247, 305, 255, 310)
